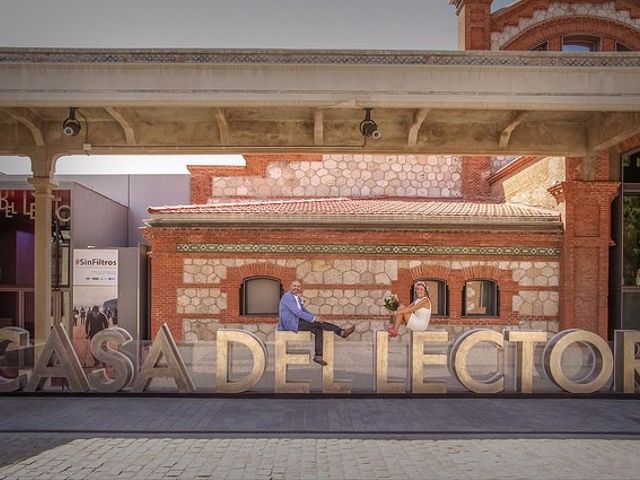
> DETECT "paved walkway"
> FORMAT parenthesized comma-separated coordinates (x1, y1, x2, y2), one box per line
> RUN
(0, 396, 638, 479)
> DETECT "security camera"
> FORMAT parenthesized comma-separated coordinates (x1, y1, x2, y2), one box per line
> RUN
(62, 107, 81, 137)
(359, 108, 382, 140)
(359, 119, 382, 140)
(63, 117, 81, 136)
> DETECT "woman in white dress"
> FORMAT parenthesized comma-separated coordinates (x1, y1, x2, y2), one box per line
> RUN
(384, 281, 432, 338)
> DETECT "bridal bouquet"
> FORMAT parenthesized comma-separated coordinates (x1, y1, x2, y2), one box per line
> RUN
(383, 294, 400, 312)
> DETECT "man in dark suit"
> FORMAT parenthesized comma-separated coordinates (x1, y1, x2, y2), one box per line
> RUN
(278, 279, 354, 366)
(85, 305, 109, 367)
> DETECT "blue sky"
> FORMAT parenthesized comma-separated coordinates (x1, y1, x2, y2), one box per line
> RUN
(0, 0, 515, 174)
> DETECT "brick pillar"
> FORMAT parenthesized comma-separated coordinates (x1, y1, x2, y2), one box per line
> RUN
(548, 181, 619, 338)
(187, 166, 213, 204)
(461, 156, 492, 200)
(450, 0, 493, 50)
(143, 229, 184, 340)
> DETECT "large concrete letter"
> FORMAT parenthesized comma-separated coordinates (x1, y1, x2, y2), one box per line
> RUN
(322, 332, 351, 394)
(88, 327, 135, 393)
(450, 329, 504, 394)
(411, 331, 448, 394)
(543, 329, 613, 394)
(275, 331, 311, 393)
(25, 323, 89, 392)
(132, 323, 195, 393)
(0, 327, 30, 392)
(614, 330, 640, 394)
(375, 331, 405, 393)
(216, 330, 267, 393)
(504, 330, 548, 393)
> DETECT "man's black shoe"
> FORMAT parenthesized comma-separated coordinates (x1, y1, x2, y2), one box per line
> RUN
(313, 355, 328, 366)
(341, 325, 355, 339)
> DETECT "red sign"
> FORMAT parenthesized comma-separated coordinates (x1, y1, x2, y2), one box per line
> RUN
(0, 189, 71, 223)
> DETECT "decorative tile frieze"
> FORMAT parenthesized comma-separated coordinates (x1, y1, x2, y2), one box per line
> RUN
(1, 49, 639, 68)
(177, 243, 559, 257)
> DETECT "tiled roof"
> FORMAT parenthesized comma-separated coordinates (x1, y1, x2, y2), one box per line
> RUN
(146, 197, 562, 230)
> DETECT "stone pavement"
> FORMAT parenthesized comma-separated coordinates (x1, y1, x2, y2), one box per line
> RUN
(0, 396, 639, 479)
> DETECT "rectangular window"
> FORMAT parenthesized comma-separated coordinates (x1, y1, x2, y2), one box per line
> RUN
(464, 280, 498, 316)
(242, 277, 281, 315)
(562, 35, 600, 52)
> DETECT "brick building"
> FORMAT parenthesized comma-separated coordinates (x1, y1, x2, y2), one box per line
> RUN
(143, 0, 640, 342)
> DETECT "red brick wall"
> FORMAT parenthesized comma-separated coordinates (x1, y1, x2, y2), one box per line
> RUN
(146, 226, 561, 339)
(502, 16, 640, 51)
(461, 156, 492, 200)
(619, 133, 640, 155)
(549, 180, 619, 336)
(452, 0, 493, 50)
(491, 0, 640, 32)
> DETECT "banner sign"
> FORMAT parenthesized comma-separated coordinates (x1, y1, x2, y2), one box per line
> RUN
(0, 325, 639, 395)
(73, 249, 118, 286)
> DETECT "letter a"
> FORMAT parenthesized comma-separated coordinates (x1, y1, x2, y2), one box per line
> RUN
(25, 323, 90, 392)
(132, 323, 195, 393)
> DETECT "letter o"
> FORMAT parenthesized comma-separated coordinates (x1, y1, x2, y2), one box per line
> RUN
(543, 329, 613, 393)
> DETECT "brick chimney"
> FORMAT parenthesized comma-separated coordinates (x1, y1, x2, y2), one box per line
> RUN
(449, 0, 493, 50)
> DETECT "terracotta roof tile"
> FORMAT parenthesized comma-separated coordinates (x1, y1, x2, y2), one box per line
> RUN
(146, 197, 561, 229)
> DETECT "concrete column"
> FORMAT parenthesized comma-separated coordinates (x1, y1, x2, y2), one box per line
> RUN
(27, 151, 57, 347)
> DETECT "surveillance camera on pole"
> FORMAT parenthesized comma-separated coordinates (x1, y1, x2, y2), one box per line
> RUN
(62, 107, 81, 137)
(359, 108, 381, 140)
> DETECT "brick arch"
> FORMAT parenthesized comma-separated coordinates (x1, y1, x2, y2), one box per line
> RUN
(461, 265, 508, 282)
(619, 133, 640, 155)
(409, 264, 453, 282)
(502, 17, 640, 51)
(236, 261, 294, 281)
(223, 261, 298, 320)
(491, 0, 640, 33)
(460, 265, 519, 322)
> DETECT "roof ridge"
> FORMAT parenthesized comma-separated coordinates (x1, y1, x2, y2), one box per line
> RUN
(207, 197, 350, 208)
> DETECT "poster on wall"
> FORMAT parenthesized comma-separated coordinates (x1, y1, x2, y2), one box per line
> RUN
(72, 249, 118, 367)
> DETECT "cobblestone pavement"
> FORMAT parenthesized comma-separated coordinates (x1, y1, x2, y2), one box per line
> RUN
(0, 434, 639, 479)
(0, 396, 639, 479)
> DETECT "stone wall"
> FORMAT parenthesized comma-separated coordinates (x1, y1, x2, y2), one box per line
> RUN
(209, 154, 463, 200)
(494, 156, 565, 210)
(178, 257, 560, 341)
(491, 155, 519, 173)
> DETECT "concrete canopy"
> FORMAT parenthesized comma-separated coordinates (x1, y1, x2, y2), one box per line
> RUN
(0, 48, 639, 168)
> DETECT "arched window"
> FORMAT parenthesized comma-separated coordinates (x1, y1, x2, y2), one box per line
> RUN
(616, 42, 632, 52)
(531, 41, 548, 51)
(240, 276, 282, 315)
(463, 279, 499, 317)
(562, 35, 601, 52)
(410, 279, 448, 316)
